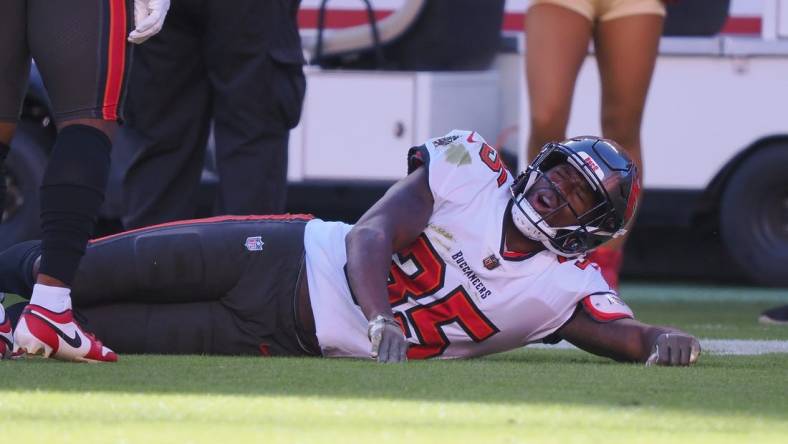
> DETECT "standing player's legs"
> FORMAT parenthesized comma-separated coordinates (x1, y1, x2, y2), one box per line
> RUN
(207, 0, 305, 215)
(524, 2, 593, 161)
(12, 0, 133, 362)
(595, 12, 663, 184)
(121, 4, 213, 229)
(588, 11, 663, 288)
(0, 0, 31, 220)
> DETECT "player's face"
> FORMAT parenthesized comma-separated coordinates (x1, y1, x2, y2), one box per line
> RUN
(524, 163, 598, 227)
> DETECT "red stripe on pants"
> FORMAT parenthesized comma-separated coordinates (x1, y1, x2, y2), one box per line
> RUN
(89, 214, 316, 244)
(102, 0, 126, 121)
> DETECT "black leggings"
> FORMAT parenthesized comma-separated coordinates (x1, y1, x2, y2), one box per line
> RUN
(0, 216, 317, 356)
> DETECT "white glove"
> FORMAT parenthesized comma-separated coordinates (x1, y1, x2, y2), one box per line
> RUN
(128, 0, 171, 44)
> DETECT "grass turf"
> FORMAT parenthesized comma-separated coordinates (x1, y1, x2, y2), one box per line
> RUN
(1, 352, 786, 443)
(1, 283, 787, 443)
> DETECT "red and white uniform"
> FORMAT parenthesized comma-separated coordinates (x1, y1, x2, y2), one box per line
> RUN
(305, 130, 633, 359)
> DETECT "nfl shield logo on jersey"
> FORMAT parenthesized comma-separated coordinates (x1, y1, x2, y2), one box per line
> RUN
(483, 254, 500, 270)
(244, 236, 265, 251)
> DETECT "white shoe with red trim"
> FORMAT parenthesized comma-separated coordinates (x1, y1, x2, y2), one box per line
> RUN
(0, 305, 14, 360)
(13, 304, 117, 363)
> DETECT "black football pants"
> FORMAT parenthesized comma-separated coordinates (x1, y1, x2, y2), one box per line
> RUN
(0, 216, 317, 356)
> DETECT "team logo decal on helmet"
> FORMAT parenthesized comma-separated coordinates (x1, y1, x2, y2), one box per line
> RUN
(510, 136, 640, 257)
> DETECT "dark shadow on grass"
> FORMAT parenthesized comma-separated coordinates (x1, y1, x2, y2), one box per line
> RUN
(1, 349, 786, 419)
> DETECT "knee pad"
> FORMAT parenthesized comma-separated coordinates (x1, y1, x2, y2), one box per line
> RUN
(41, 125, 111, 195)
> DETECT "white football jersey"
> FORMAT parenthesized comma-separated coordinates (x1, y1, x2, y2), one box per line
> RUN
(304, 130, 633, 359)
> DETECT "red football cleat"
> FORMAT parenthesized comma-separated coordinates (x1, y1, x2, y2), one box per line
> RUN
(13, 304, 117, 363)
(587, 247, 624, 290)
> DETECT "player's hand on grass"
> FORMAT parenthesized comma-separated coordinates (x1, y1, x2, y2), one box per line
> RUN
(128, 0, 170, 44)
(368, 315, 408, 363)
(646, 332, 701, 366)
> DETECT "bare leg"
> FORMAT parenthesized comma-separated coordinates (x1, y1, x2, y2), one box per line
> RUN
(524, 4, 593, 161)
(593, 13, 663, 251)
(594, 14, 663, 178)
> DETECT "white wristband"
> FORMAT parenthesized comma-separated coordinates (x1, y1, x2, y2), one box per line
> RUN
(367, 315, 399, 339)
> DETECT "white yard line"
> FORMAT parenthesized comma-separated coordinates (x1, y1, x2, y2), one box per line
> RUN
(699, 339, 788, 355)
(530, 339, 788, 355)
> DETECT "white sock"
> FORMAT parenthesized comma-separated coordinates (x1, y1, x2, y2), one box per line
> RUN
(30, 284, 72, 313)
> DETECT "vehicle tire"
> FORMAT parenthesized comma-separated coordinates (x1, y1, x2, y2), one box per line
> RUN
(663, 0, 730, 36)
(0, 121, 50, 251)
(720, 143, 788, 286)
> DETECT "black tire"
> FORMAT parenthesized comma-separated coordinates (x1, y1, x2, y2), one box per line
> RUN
(0, 121, 50, 252)
(720, 143, 788, 286)
(663, 0, 730, 36)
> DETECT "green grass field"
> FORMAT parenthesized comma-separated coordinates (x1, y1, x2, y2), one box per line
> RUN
(1, 282, 787, 443)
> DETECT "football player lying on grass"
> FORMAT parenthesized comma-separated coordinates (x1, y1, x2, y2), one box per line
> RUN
(0, 131, 700, 366)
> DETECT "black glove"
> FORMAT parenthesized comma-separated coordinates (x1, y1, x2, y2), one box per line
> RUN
(368, 315, 408, 363)
(646, 332, 701, 366)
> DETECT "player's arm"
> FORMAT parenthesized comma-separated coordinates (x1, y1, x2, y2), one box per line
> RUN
(556, 307, 701, 366)
(345, 166, 434, 363)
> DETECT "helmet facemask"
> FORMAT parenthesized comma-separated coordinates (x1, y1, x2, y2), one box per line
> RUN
(510, 140, 631, 258)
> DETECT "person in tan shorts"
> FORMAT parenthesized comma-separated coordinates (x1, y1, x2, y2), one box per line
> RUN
(524, 0, 668, 288)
